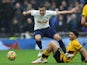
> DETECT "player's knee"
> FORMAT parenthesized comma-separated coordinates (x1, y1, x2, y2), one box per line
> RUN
(35, 34, 41, 41)
(53, 34, 61, 41)
(49, 41, 60, 49)
(49, 41, 56, 47)
(49, 41, 53, 45)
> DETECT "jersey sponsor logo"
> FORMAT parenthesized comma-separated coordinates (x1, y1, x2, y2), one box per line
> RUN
(37, 20, 47, 24)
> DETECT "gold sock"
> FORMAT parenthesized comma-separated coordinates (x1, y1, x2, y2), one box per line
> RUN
(42, 50, 50, 58)
(43, 50, 50, 56)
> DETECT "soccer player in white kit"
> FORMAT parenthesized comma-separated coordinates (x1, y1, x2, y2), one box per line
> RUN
(23, 4, 77, 57)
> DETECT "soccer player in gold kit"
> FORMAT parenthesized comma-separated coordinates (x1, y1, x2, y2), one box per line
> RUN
(32, 30, 87, 63)
(81, 1, 87, 62)
(81, 1, 87, 27)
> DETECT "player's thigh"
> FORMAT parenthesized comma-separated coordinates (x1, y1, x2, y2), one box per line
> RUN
(45, 27, 56, 38)
(49, 41, 59, 54)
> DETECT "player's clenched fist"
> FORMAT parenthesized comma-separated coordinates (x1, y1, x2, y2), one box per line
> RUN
(70, 7, 79, 13)
(23, 11, 31, 15)
(23, 11, 26, 15)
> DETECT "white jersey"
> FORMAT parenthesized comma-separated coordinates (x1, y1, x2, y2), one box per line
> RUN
(31, 10, 57, 30)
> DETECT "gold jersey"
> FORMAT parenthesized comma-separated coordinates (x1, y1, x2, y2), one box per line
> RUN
(60, 39, 82, 63)
(82, 4, 87, 17)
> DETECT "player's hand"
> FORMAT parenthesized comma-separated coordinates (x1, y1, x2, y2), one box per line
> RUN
(70, 7, 79, 13)
(23, 11, 31, 15)
(23, 11, 26, 15)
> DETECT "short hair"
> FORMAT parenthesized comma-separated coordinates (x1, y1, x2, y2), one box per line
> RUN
(39, 4, 45, 8)
(70, 30, 79, 37)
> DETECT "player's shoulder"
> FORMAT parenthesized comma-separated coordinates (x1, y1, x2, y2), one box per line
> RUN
(31, 10, 39, 12)
(84, 4, 87, 7)
(83, 4, 87, 9)
(72, 39, 78, 43)
(46, 10, 56, 15)
(46, 10, 55, 12)
(72, 39, 80, 45)
(30, 10, 39, 15)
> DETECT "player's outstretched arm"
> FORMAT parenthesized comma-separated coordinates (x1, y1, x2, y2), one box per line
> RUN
(23, 11, 31, 15)
(79, 47, 87, 62)
(56, 7, 78, 15)
(81, 16, 87, 27)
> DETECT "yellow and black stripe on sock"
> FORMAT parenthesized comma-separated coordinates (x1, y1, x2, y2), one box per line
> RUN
(42, 50, 50, 58)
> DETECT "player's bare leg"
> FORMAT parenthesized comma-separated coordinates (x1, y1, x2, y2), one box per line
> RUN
(45, 41, 59, 54)
(53, 33, 66, 53)
(35, 34, 43, 57)
(32, 41, 59, 64)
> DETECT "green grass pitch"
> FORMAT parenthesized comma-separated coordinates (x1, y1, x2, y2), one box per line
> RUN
(0, 50, 87, 65)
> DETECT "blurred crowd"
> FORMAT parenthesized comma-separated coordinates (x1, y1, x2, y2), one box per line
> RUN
(0, 0, 87, 38)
